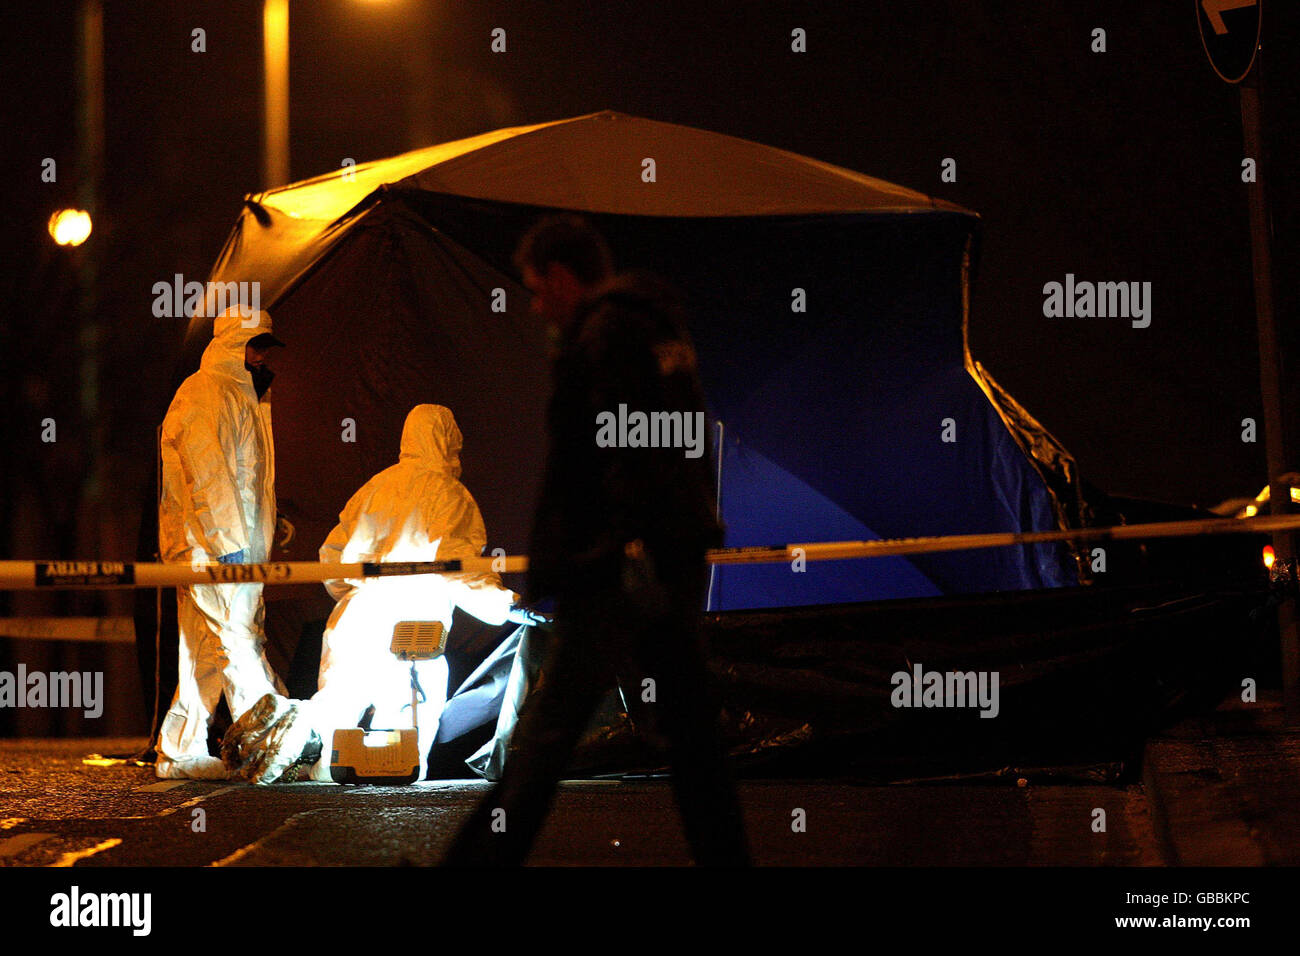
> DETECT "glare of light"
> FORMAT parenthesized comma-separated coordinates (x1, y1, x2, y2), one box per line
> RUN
(1291, 487, 1300, 504)
(1263, 545, 1275, 570)
(1244, 504, 1258, 517)
(48, 209, 92, 246)
(364, 731, 399, 748)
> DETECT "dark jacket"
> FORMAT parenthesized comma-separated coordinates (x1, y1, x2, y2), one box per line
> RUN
(527, 272, 723, 602)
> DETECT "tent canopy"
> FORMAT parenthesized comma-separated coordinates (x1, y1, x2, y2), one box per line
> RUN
(189, 110, 1080, 613)
(260, 110, 971, 222)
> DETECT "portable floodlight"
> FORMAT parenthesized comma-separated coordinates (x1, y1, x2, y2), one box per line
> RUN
(390, 619, 448, 661)
(329, 621, 445, 785)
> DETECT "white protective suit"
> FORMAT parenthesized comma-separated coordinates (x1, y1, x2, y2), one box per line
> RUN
(155, 307, 286, 778)
(307, 404, 518, 781)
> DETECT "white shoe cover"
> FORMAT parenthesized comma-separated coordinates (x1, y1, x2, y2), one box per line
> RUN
(155, 754, 231, 780)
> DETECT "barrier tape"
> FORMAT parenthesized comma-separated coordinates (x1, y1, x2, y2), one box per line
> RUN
(1, 513, 1297, 591)
(0, 557, 526, 591)
(0, 617, 134, 643)
(708, 513, 1300, 565)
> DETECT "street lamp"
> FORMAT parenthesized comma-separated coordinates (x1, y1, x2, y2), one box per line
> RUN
(48, 209, 93, 247)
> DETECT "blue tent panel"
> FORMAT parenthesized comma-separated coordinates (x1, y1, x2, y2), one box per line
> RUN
(711, 436, 943, 609)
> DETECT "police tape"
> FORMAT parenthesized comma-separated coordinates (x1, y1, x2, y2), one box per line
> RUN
(0, 557, 529, 590)
(0, 616, 134, 643)
(708, 513, 1300, 565)
(2, 513, 1299, 590)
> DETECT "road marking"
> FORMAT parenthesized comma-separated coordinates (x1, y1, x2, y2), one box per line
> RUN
(49, 838, 122, 867)
(210, 840, 260, 867)
(119, 785, 241, 820)
(83, 756, 139, 767)
(136, 780, 190, 793)
(0, 833, 53, 858)
(210, 811, 306, 867)
(157, 786, 240, 818)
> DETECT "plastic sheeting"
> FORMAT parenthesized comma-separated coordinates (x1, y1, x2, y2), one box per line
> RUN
(470, 580, 1270, 781)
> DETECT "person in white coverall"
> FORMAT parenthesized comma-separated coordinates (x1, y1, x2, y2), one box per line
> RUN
(223, 404, 535, 784)
(309, 403, 530, 781)
(155, 307, 287, 779)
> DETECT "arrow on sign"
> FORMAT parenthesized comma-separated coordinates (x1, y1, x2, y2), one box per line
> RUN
(1202, 0, 1257, 35)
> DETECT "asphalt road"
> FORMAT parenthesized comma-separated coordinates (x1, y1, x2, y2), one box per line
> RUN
(0, 737, 1160, 867)
(6, 709, 1293, 941)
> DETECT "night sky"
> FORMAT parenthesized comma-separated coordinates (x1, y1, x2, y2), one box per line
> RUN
(3, 1, 1298, 590)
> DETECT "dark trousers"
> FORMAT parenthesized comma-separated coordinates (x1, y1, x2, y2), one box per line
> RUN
(441, 568, 750, 866)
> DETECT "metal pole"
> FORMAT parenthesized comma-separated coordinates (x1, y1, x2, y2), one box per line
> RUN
(410, 664, 419, 732)
(262, 0, 290, 190)
(1239, 56, 1299, 725)
(75, 0, 105, 607)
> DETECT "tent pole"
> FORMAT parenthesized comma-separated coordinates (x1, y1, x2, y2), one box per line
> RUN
(1239, 56, 1299, 726)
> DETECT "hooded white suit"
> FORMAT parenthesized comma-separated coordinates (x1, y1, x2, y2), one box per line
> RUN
(308, 404, 517, 781)
(155, 308, 286, 778)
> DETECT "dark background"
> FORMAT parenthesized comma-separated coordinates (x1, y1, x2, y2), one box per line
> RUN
(2, 0, 1297, 622)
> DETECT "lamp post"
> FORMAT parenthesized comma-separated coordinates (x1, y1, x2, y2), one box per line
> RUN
(77, 0, 105, 590)
(263, 0, 404, 191)
(262, 0, 290, 190)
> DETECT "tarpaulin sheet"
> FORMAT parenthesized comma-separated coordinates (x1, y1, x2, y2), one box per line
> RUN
(470, 581, 1270, 781)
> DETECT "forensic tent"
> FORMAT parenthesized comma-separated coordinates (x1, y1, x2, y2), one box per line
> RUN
(138, 111, 1105, 773)
(192, 110, 1081, 600)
